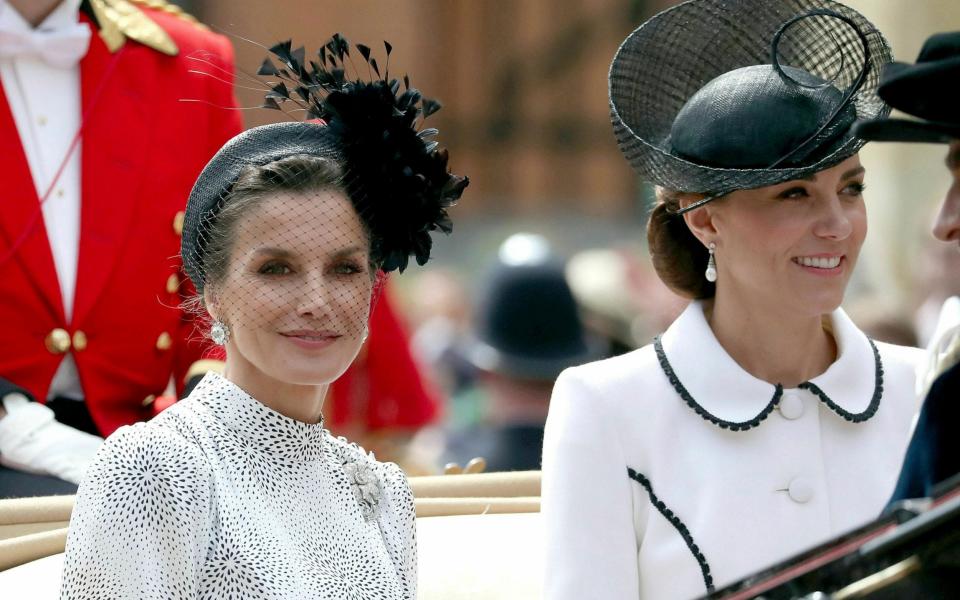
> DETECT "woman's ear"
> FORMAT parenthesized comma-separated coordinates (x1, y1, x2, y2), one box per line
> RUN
(203, 287, 218, 320)
(680, 193, 719, 247)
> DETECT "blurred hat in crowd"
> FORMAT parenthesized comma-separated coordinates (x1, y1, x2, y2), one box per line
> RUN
(854, 31, 960, 144)
(465, 234, 599, 381)
(610, 0, 891, 213)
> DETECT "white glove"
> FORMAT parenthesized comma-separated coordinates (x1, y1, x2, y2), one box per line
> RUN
(0, 394, 103, 484)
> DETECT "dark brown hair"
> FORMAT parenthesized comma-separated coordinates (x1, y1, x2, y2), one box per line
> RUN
(646, 187, 715, 299)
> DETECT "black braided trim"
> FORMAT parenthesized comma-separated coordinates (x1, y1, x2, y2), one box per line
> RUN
(654, 336, 782, 432)
(654, 335, 886, 430)
(627, 467, 714, 593)
(798, 337, 884, 422)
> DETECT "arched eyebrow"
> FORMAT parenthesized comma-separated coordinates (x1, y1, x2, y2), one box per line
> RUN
(840, 166, 866, 181)
(797, 166, 865, 182)
(252, 246, 367, 259)
(329, 246, 367, 260)
(252, 247, 294, 259)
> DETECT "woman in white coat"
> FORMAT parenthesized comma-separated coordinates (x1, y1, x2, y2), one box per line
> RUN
(541, 2, 922, 599)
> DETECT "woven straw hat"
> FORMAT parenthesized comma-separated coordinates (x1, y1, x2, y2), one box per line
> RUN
(609, 0, 892, 207)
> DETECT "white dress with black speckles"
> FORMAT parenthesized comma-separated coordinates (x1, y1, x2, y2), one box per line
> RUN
(60, 372, 416, 599)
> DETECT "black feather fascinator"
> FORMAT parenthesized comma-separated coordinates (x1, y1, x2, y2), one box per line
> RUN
(182, 34, 468, 287)
(255, 35, 468, 273)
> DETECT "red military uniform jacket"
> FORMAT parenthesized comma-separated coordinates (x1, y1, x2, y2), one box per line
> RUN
(0, 2, 241, 436)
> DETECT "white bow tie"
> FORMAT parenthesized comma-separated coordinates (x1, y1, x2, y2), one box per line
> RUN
(0, 20, 91, 68)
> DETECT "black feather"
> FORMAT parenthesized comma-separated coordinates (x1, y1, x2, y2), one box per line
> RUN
(257, 57, 279, 76)
(269, 40, 294, 66)
(357, 44, 371, 63)
(291, 46, 306, 72)
(421, 98, 442, 117)
(266, 82, 290, 100)
(254, 33, 468, 273)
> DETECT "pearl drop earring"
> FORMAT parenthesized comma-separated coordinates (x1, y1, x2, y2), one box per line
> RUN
(705, 242, 717, 283)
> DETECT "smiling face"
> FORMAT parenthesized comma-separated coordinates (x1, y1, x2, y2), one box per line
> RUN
(691, 154, 868, 318)
(207, 189, 373, 387)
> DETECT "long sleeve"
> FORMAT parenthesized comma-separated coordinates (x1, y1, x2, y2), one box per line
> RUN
(60, 423, 213, 599)
(541, 369, 641, 600)
(375, 461, 418, 599)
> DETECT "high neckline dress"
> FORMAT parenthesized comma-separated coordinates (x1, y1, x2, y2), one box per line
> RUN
(61, 372, 416, 599)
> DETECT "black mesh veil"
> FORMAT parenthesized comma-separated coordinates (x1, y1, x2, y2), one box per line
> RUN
(179, 36, 467, 378)
(183, 122, 342, 293)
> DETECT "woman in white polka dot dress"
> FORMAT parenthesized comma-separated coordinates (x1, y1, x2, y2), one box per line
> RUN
(60, 35, 468, 600)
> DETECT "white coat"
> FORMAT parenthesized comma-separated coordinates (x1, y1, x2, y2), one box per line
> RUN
(542, 301, 921, 600)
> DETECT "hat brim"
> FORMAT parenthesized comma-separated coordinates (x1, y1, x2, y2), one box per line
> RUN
(609, 0, 892, 195)
(463, 338, 602, 382)
(853, 117, 960, 144)
(877, 57, 960, 122)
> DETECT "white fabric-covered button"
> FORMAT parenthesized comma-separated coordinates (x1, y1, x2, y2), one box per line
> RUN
(788, 477, 814, 503)
(779, 391, 804, 420)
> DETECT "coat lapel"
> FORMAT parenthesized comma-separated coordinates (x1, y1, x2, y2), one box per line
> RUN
(0, 81, 65, 321)
(72, 17, 156, 325)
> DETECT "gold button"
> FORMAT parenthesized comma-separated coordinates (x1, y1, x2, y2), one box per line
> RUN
(45, 328, 71, 354)
(173, 211, 185, 236)
(165, 274, 179, 294)
(37, 116, 47, 126)
(56, 189, 65, 198)
(141, 394, 156, 407)
(72, 330, 88, 351)
(156, 331, 172, 351)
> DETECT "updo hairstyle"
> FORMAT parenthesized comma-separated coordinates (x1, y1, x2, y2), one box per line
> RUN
(646, 187, 716, 300)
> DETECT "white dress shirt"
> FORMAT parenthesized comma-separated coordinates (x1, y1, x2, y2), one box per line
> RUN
(0, 0, 86, 399)
(542, 301, 922, 600)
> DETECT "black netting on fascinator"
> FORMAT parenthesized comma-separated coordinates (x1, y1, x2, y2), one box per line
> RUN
(609, 0, 891, 213)
(182, 34, 468, 293)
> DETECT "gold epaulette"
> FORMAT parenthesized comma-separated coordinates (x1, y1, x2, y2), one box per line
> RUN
(88, 0, 211, 57)
(127, 0, 209, 32)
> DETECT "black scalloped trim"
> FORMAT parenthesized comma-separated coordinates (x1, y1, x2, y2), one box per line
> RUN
(627, 467, 713, 593)
(798, 337, 884, 422)
(654, 335, 885, 431)
(654, 336, 782, 431)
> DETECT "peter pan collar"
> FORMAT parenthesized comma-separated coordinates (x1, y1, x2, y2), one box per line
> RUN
(657, 301, 882, 431)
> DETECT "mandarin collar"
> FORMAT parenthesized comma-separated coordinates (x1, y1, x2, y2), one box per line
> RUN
(189, 372, 327, 460)
(657, 301, 881, 430)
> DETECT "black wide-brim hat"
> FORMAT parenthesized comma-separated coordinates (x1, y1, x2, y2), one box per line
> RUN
(854, 31, 960, 144)
(610, 0, 892, 198)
